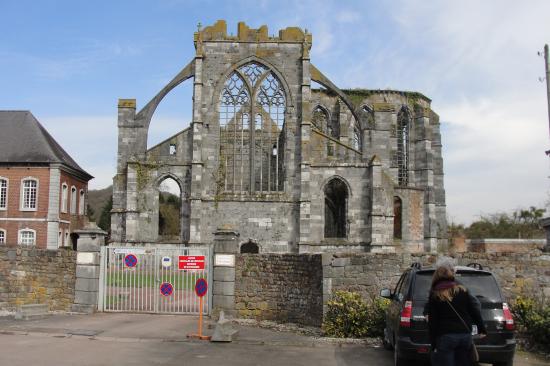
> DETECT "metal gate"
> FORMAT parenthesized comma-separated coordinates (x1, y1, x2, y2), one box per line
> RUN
(98, 246, 211, 315)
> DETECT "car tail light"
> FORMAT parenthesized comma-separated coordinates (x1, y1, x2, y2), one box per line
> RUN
(502, 303, 514, 330)
(400, 300, 412, 327)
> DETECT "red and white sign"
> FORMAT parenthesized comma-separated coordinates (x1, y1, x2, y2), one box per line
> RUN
(178, 255, 205, 270)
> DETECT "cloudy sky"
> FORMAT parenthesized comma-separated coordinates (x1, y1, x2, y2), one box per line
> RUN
(1, 0, 549, 224)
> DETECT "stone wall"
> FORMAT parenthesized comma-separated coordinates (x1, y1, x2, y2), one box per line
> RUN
(0, 247, 76, 311)
(234, 254, 323, 326)
(322, 252, 550, 307)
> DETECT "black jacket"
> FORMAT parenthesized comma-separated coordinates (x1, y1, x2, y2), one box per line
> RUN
(424, 288, 487, 347)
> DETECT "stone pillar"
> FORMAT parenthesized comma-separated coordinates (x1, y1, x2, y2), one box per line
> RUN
(369, 156, 395, 252)
(298, 40, 312, 252)
(212, 226, 239, 318)
(71, 223, 107, 313)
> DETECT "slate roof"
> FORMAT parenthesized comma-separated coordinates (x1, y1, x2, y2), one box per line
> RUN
(0, 111, 93, 180)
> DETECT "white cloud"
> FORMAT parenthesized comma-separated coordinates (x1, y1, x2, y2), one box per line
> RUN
(40, 115, 190, 191)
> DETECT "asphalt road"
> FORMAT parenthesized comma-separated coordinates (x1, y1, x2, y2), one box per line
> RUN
(0, 334, 392, 366)
(0, 313, 547, 366)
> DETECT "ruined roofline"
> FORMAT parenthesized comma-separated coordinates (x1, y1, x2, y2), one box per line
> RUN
(194, 20, 312, 44)
(146, 126, 191, 153)
(312, 88, 432, 104)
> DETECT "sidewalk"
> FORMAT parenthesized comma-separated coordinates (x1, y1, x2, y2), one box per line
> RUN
(0, 312, 324, 346)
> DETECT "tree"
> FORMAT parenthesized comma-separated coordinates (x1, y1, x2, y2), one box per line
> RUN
(98, 196, 112, 232)
(461, 207, 546, 239)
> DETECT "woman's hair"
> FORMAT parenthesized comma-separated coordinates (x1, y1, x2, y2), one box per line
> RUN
(431, 257, 465, 302)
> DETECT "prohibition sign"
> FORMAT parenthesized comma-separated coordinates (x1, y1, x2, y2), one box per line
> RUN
(124, 254, 138, 268)
(160, 282, 173, 297)
(195, 278, 208, 297)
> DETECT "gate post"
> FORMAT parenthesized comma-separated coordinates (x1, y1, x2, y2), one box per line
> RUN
(71, 222, 107, 313)
(212, 225, 239, 318)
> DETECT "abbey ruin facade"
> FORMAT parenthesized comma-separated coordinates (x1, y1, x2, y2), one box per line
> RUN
(111, 21, 447, 253)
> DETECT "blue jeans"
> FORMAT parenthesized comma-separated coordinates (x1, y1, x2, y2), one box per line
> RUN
(431, 333, 473, 366)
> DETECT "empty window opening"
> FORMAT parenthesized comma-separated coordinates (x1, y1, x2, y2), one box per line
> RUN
(396, 109, 410, 185)
(158, 177, 182, 241)
(240, 241, 259, 254)
(312, 106, 329, 133)
(324, 178, 348, 238)
(394, 196, 402, 239)
(169, 144, 177, 155)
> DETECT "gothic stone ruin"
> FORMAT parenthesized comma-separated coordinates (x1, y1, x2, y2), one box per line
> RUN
(112, 20, 447, 254)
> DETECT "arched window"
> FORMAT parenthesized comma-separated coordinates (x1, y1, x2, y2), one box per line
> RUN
(240, 240, 259, 254)
(312, 105, 329, 133)
(396, 108, 410, 185)
(0, 178, 7, 210)
(79, 189, 85, 215)
(70, 186, 77, 214)
(18, 229, 35, 246)
(158, 177, 182, 241)
(219, 62, 286, 193)
(61, 183, 68, 213)
(0, 229, 5, 244)
(324, 178, 348, 238)
(394, 196, 402, 239)
(21, 178, 38, 210)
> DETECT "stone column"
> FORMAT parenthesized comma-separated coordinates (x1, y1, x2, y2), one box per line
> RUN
(212, 226, 239, 318)
(71, 223, 107, 313)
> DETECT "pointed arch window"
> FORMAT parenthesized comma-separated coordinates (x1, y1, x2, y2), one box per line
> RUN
(352, 122, 361, 151)
(396, 109, 410, 185)
(312, 106, 329, 133)
(219, 62, 286, 193)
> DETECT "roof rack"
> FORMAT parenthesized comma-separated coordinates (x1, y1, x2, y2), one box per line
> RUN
(410, 262, 422, 270)
(466, 263, 483, 270)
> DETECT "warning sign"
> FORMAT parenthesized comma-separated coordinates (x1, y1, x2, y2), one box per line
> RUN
(178, 255, 205, 270)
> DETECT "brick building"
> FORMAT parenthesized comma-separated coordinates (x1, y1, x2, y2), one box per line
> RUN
(0, 111, 93, 249)
(112, 21, 447, 253)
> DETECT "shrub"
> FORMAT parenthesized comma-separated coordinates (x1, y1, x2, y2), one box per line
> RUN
(322, 290, 389, 338)
(511, 296, 550, 352)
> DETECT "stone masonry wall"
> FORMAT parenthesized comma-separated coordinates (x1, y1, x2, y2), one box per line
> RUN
(322, 252, 550, 310)
(0, 247, 76, 311)
(235, 254, 323, 326)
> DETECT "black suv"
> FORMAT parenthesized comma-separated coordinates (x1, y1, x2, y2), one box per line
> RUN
(380, 263, 516, 366)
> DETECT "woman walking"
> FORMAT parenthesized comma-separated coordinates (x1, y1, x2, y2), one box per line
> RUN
(426, 258, 487, 366)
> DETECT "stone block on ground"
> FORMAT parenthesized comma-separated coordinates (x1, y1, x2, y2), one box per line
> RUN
(211, 311, 238, 342)
(15, 304, 49, 320)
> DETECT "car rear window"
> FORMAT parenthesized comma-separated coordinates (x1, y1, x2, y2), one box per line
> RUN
(412, 271, 502, 303)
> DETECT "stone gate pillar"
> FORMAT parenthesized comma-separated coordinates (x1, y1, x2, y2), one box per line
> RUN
(212, 225, 239, 318)
(71, 223, 107, 313)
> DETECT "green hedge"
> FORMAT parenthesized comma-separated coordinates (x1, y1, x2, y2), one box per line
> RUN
(322, 290, 389, 338)
(511, 297, 550, 352)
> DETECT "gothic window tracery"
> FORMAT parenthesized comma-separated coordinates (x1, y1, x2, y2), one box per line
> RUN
(396, 108, 410, 186)
(219, 62, 286, 193)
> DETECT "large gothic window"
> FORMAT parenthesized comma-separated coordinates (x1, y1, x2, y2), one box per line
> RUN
(396, 108, 410, 185)
(219, 63, 286, 193)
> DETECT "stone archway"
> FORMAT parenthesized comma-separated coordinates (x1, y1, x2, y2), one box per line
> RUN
(240, 240, 259, 254)
(324, 178, 349, 238)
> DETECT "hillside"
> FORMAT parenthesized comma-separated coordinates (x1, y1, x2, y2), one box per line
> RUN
(87, 185, 112, 222)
